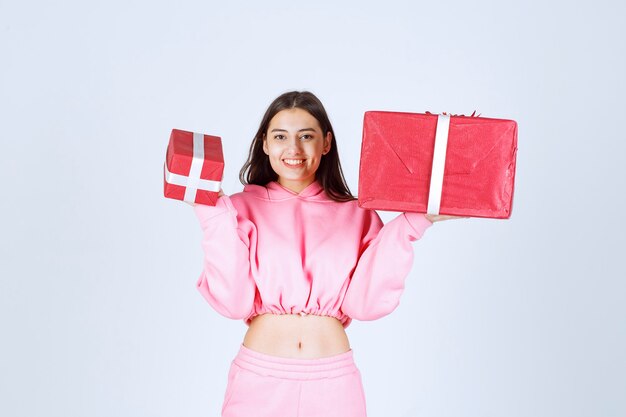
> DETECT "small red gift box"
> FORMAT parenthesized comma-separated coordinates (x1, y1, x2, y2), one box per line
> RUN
(358, 111, 518, 218)
(164, 129, 224, 206)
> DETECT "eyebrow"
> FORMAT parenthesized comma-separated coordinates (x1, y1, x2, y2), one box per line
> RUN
(270, 128, 318, 133)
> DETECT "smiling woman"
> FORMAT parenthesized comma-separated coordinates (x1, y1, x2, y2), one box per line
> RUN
(262, 108, 332, 193)
(239, 91, 355, 202)
(192, 91, 438, 417)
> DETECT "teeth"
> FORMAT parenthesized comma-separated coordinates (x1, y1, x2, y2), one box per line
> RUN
(284, 159, 304, 165)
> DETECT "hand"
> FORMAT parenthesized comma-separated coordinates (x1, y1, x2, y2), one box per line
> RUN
(425, 214, 468, 223)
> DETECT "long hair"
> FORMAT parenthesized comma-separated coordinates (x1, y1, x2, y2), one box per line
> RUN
(239, 91, 354, 202)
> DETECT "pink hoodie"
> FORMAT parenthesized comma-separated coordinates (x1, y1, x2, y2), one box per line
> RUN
(193, 180, 432, 328)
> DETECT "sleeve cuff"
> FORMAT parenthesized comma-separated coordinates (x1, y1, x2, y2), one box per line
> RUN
(403, 212, 432, 238)
(193, 195, 237, 225)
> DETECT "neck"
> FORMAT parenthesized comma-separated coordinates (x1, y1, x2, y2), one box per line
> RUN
(277, 178, 315, 194)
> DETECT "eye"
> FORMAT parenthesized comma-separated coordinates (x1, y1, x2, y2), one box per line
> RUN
(300, 134, 313, 140)
(274, 134, 286, 140)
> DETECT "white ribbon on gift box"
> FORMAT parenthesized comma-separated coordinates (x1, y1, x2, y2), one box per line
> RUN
(426, 114, 450, 215)
(164, 132, 221, 202)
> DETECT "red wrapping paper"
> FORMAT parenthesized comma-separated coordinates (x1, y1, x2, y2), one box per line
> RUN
(164, 129, 224, 206)
(358, 111, 518, 218)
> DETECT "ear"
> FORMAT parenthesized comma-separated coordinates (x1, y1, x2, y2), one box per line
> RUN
(262, 134, 269, 155)
(323, 131, 333, 155)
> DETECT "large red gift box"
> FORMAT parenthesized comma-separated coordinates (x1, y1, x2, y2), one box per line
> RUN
(164, 129, 224, 206)
(358, 111, 518, 218)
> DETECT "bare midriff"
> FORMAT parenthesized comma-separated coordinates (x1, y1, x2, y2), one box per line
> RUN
(243, 313, 351, 359)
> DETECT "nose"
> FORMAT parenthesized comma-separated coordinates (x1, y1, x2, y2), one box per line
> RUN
(286, 135, 303, 153)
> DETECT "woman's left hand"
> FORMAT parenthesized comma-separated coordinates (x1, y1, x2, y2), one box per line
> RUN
(425, 214, 468, 223)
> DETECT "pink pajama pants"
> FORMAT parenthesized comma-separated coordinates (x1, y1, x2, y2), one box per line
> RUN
(221, 344, 367, 417)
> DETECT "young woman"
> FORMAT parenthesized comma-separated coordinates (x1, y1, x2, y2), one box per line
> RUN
(191, 91, 453, 417)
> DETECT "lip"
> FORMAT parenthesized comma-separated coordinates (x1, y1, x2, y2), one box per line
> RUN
(282, 158, 306, 168)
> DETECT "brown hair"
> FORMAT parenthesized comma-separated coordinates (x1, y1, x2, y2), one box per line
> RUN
(239, 91, 354, 202)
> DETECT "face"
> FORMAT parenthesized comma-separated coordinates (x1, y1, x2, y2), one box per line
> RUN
(263, 108, 332, 193)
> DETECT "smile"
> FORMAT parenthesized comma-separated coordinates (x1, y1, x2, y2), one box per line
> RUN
(283, 159, 305, 166)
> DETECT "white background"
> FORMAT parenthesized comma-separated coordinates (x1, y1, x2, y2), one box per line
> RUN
(1, 1, 625, 416)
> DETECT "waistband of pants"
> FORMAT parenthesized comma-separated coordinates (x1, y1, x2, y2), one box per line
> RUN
(233, 344, 358, 380)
